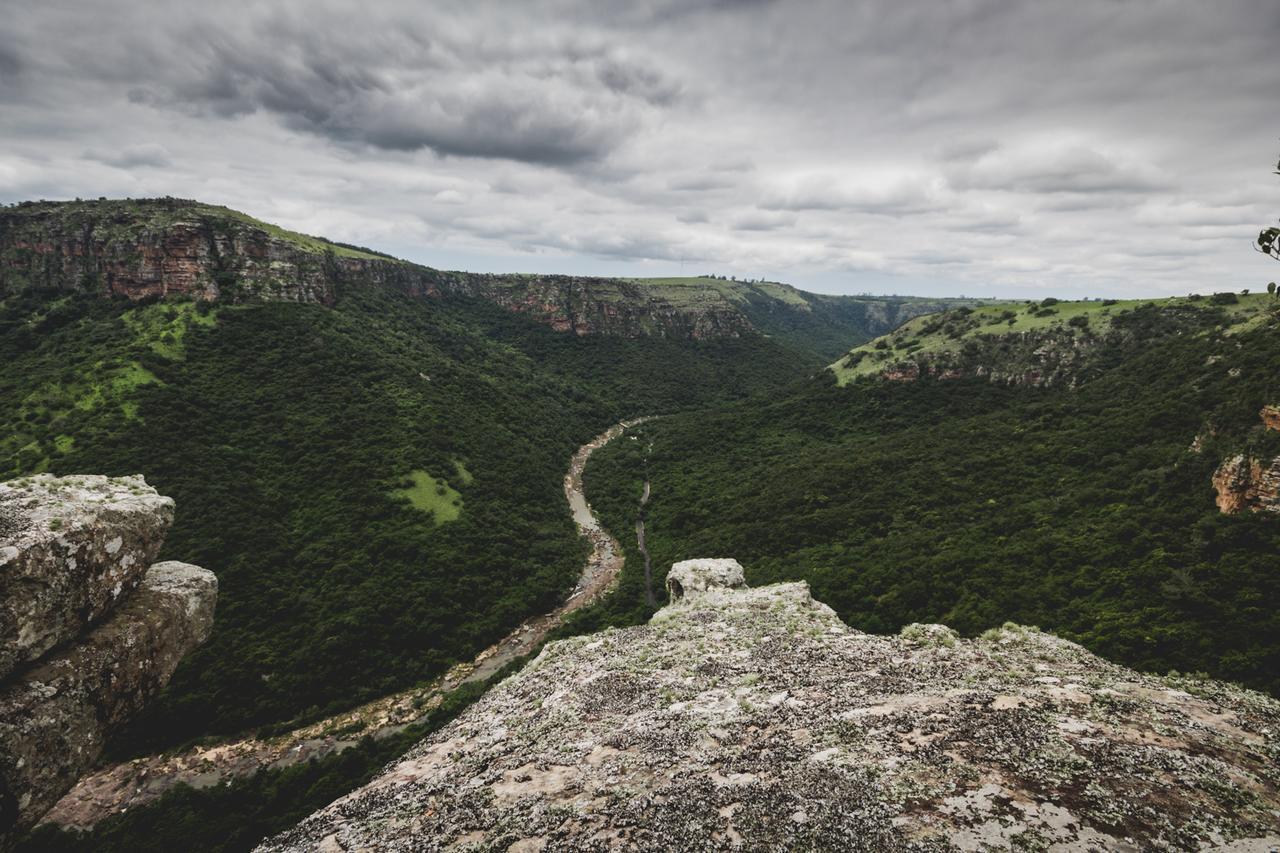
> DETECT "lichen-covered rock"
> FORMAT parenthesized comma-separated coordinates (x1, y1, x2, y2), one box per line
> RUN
(665, 557, 746, 600)
(259, 566, 1280, 851)
(0, 474, 174, 679)
(0, 560, 216, 832)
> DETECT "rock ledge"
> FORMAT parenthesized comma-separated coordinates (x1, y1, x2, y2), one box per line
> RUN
(260, 558, 1280, 851)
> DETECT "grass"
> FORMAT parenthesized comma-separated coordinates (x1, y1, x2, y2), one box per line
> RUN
(123, 303, 219, 361)
(203, 205, 388, 261)
(830, 293, 1278, 384)
(391, 470, 463, 523)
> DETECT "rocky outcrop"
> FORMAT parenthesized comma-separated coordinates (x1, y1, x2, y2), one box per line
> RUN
(0, 475, 216, 840)
(873, 327, 1100, 388)
(260, 558, 1280, 852)
(0, 474, 174, 678)
(1261, 404, 1280, 432)
(1211, 405, 1280, 514)
(1213, 454, 1280, 514)
(432, 274, 754, 339)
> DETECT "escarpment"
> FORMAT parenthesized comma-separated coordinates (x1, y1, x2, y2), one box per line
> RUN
(1, 199, 958, 348)
(0, 200, 761, 341)
(0, 474, 216, 841)
(260, 558, 1280, 852)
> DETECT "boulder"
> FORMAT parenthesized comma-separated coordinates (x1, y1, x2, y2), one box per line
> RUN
(0, 560, 216, 831)
(0, 474, 174, 679)
(664, 557, 746, 601)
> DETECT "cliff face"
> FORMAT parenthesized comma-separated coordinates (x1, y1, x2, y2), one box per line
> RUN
(1, 199, 953, 347)
(0, 199, 424, 305)
(434, 274, 753, 339)
(261, 558, 1280, 852)
(0, 474, 216, 839)
(1212, 405, 1280, 514)
(1213, 455, 1280, 513)
(0, 200, 749, 340)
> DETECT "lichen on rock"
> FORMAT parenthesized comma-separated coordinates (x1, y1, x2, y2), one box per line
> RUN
(0, 474, 216, 840)
(258, 561, 1280, 852)
(0, 474, 175, 679)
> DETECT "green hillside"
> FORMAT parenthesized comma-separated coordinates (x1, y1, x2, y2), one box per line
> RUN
(833, 292, 1273, 382)
(0, 282, 811, 756)
(583, 299, 1280, 697)
(628, 276, 977, 361)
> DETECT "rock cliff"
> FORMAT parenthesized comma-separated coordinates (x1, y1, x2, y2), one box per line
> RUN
(260, 559, 1280, 852)
(0, 199, 950, 348)
(0, 474, 216, 840)
(1213, 454, 1280, 514)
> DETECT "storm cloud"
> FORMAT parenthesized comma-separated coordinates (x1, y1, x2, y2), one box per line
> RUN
(2, 0, 1278, 296)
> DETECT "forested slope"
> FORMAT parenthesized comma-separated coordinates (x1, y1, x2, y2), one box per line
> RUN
(583, 299, 1280, 696)
(0, 283, 811, 756)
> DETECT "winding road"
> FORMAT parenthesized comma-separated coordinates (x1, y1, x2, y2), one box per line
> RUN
(42, 419, 647, 831)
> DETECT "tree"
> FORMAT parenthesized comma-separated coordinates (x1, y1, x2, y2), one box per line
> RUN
(1258, 154, 1280, 262)
(1269, 282, 1276, 298)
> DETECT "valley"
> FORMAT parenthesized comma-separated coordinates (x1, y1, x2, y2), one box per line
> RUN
(40, 418, 645, 832)
(4, 199, 1278, 851)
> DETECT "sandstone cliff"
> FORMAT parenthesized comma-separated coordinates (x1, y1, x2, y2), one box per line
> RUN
(260, 559, 1280, 851)
(0, 474, 216, 840)
(0, 199, 950, 348)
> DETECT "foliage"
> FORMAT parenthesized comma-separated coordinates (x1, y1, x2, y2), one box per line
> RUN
(585, 305, 1280, 696)
(0, 283, 812, 758)
(15, 667, 503, 853)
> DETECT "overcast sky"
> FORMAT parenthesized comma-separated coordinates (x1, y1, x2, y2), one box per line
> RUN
(3, 0, 1278, 297)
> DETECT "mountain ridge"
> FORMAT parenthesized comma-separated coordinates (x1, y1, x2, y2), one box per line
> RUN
(1, 198, 965, 360)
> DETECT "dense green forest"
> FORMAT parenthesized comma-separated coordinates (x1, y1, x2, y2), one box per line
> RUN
(583, 301, 1280, 697)
(0, 283, 813, 757)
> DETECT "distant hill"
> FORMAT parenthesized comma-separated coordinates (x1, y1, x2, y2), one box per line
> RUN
(832, 292, 1275, 385)
(0, 198, 965, 361)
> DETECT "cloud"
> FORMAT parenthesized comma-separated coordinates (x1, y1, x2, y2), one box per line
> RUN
(761, 174, 945, 216)
(85, 143, 172, 169)
(1, 0, 1277, 296)
(731, 210, 796, 231)
(105, 10, 680, 167)
(949, 143, 1171, 195)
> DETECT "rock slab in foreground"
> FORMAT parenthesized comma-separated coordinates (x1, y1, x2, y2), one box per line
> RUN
(0, 474, 175, 679)
(261, 558, 1280, 852)
(0, 560, 216, 831)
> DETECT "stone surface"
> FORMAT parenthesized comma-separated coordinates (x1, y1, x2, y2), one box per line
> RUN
(0, 560, 216, 832)
(665, 557, 746, 600)
(0, 474, 174, 680)
(1213, 454, 1280, 514)
(260, 564, 1280, 852)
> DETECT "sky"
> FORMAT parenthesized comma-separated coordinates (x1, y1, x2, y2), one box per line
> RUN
(2, 0, 1278, 298)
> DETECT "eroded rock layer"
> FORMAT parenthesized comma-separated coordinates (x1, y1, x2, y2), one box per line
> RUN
(260, 559, 1280, 852)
